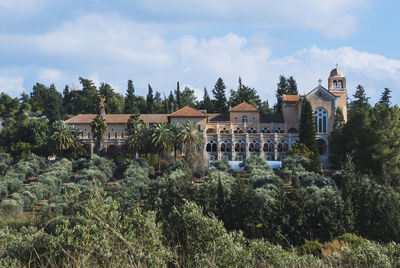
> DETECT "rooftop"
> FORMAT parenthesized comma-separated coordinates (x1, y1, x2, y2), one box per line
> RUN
(229, 101, 259, 112)
(169, 106, 206, 117)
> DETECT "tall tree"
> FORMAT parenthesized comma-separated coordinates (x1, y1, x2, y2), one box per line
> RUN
(175, 81, 182, 109)
(379, 88, 391, 108)
(352, 85, 370, 109)
(169, 122, 183, 161)
(287, 76, 298, 95)
(333, 108, 345, 131)
(44, 84, 63, 122)
(79, 77, 99, 114)
(124, 80, 138, 114)
(126, 115, 149, 158)
(259, 100, 273, 114)
(212, 78, 227, 113)
(181, 121, 205, 157)
(274, 75, 289, 114)
(151, 123, 172, 171)
(202, 87, 213, 112)
(230, 77, 261, 107)
(99, 83, 124, 114)
(146, 84, 154, 114)
(299, 98, 320, 173)
(180, 86, 197, 107)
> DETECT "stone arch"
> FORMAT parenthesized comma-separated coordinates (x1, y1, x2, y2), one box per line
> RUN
(207, 128, 216, 134)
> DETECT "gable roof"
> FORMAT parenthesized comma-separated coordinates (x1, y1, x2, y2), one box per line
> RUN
(229, 101, 259, 112)
(283, 94, 300, 103)
(306, 85, 339, 100)
(169, 106, 206, 117)
(66, 114, 168, 124)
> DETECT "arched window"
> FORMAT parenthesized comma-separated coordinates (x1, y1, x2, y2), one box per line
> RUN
(212, 143, 217, 152)
(249, 141, 260, 152)
(315, 108, 328, 134)
(206, 143, 211, 152)
(333, 80, 337, 88)
(242, 115, 248, 123)
(235, 141, 245, 152)
(261, 127, 270, 133)
(220, 128, 230, 134)
(249, 143, 254, 152)
(277, 141, 288, 152)
(268, 142, 274, 152)
(247, 127, 257, 133)
(338, 80, 343, 88)
(206, 128, 216, 133)
(220, 140, 231, 152)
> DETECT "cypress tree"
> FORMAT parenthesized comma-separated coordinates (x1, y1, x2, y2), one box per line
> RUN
(168, 91, 175, 112)
(299, 97, 320, 173)
(333, 108, 345, 131)
(274, 75, 289, 114)
(146, 84, 154, 114)
(352, 85, 370, 107)
(125, 80, 138, 114)
(175, 81, 181, 109)
(203, 87, 213, 112)
(212, 77, 227, 113)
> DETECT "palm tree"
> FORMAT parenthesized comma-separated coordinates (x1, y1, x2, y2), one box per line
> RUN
(50, 120, 74, 155)
(50, 120, 84, 158)
(169, 122, 183, 161)
(151, 123, 172, 171)
(90, 115, 107, 155)
(181, 121, 205, 158)
(126, 121, 149, 158)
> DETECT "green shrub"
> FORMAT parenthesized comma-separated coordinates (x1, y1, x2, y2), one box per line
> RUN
(0, 199, 23, 217)
(296, 240, 323, 256)
(338, 233, 368, 248)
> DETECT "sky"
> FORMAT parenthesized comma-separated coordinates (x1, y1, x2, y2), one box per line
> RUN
(0, 0, 399, 105)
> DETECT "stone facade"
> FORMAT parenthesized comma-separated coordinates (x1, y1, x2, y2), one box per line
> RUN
(66, 67, 347, 168)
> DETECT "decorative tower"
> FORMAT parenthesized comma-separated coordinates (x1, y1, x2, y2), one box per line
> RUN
(328, 64, 347, 121)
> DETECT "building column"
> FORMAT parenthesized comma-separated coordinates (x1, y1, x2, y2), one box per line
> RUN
(217, 133, 221, 160)
(274, 132, 278, 160)
(289, 133, 292, 149)
(245, 133, 249, 159)
(231, 133, 235, 161)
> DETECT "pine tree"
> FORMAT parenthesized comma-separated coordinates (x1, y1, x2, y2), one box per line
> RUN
(125, 80, 138, 114)
(333, 108, 345, 131)
(299, 98, 320, 173)
(352, 85, 370, 108)
(274, 75, 289, 114)
(230, 77, 261, 107)
(379, 88, 391, 108)
(212, 77, 227, 113)
(287, 76, 298, 95)
(146, 84, 154, 114)
(203, 87, 213, 112)
(175, 81, 181, 109)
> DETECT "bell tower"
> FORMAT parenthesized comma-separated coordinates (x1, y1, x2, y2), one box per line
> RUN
(328, 64, 347, 122)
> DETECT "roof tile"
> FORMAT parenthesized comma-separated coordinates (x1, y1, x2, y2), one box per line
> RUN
(283, 94, 300, 102)
(229, 102, 258, 112)
(169, 106, 206, 117)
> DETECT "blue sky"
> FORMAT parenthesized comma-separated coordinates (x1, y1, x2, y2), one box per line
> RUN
(0, 0, 399, 105)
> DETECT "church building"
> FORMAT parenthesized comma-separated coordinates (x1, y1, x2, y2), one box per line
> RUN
(66, 66, 347, 168)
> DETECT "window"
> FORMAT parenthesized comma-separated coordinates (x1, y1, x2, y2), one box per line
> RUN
(333, 80, 337, 88)
(338, 80, 343, 88)
(88, 133, 90, 139)
(108, 133, 110, 139)
(115, 133, 117, 139)
(235, 141, 246, 152)
(242, 115, 248, 123)
(315, 108, 328, 134)
(222, 155, 230, 161)
(263, 141, 274, 152)
(209, 156, 215, 161)
(121, 133, 124, 139)
(207, 141, 218, 152)
(236, 155, 243, 161)
(221, 143, 226, 152)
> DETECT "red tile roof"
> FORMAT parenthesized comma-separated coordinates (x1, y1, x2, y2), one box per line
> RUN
(229, 101, 258, 112)
(66, 114, 169, 124)
(169, 106, 206, 117)
(283, 94, 300, 102)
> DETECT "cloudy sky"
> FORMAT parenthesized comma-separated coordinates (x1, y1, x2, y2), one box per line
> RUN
(0, 0, 399, 104)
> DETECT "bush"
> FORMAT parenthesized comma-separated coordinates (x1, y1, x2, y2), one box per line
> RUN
(296, 240, 323, 256)
(337, 233, 368, 248)
(0, 199, 23, 217)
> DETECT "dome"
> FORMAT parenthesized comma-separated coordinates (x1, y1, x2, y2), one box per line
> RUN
(330, 66, 345, 77)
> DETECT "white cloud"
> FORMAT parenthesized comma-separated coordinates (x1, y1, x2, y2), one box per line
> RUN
(39, 68, 63, 83)
(139, 0, 368, 38)
(0, 13, 399, 105)
(0, 75, 23, 96)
